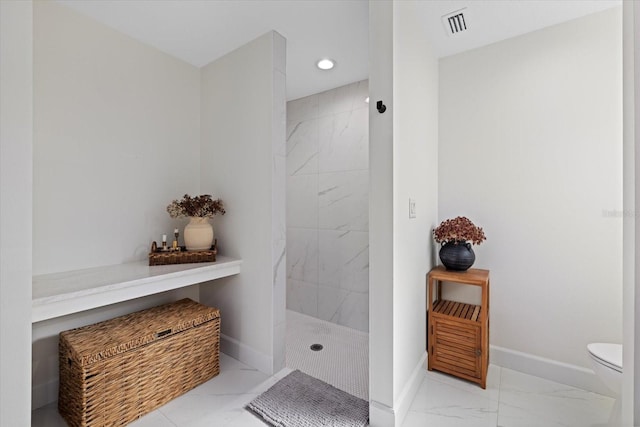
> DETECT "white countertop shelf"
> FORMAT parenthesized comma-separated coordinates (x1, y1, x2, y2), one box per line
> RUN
(32, 256, 242, 323)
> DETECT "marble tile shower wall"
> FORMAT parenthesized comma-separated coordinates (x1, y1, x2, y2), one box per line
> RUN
(286, 80, 369, 332)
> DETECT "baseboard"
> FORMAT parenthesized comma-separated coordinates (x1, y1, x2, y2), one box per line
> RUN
(490, 345, 614, 397)
(220, 333, 273, 375)
(32, 378, 58, 410)
(369, 400, 395, 427)
(395, 351, 427, 426)
(369, 352, 427, 427)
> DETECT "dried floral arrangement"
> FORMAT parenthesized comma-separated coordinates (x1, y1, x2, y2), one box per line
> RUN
(167, 194, 226, 219)
(433, 216, 486, 245)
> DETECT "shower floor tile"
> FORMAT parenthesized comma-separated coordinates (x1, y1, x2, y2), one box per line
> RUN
(285, 309, 369, 400)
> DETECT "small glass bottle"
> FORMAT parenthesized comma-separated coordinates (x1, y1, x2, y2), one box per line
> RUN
(173, 228, 180, 250)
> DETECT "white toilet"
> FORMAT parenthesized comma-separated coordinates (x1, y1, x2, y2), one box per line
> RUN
(587, 343, 622, 427)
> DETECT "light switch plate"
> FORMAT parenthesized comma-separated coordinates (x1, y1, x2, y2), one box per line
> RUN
(409, 198, 416, 218)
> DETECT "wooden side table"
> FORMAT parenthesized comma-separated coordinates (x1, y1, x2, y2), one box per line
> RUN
(427, 266, 490, 388)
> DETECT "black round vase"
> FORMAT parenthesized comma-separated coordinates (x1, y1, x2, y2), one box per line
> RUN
(439, 241, 475, 271)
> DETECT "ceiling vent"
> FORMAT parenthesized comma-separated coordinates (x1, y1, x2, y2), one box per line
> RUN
(442, 8, 468, 37)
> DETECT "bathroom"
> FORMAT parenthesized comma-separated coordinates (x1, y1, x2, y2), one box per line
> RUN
(2, 1, 636, 426)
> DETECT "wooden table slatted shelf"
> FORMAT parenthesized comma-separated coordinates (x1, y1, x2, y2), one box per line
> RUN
(433, 300, 481, 322)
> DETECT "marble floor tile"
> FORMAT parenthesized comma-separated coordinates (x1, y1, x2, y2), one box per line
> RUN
(407, 371, 499, 424)
(33, 323, 615, 427)
(157, 393, 246, 426)
(496, 368, 614, 427)
(183, 368, 270, 396)
(403, 408, 499, 427)
(425, 364, 502, 403)
(403, 365, 614, 427)
(220, 409, 273, 427)
(31, 403, 69, 427)
(130, 410, 181, 427)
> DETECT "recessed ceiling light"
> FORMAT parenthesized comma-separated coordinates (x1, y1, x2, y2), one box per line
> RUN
(316, 58, 335, 70)
(365, 97, 369, 104)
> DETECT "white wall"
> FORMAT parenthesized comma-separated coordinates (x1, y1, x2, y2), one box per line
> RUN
(439, 8, 622, 381)
(199, 31, 287, 375)
(0, 1, 33, 424)
(369, 1, 395, 422)
(369, 1, 438, 425)
(286, 80, 369, 332)
(33, 0, 201, 275)
(31, 1, 202, 408)
(623, 1, 639, 424)
(391, 1, 438, 423)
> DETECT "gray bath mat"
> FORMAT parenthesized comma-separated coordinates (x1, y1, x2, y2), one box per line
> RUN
(246, 370, 369, 427)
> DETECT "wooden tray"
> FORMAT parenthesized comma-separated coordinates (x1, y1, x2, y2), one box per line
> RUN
(148, 242, 217, 266)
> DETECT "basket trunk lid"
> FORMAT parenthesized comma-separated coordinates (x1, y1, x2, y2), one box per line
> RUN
(60, 298, 219, 366)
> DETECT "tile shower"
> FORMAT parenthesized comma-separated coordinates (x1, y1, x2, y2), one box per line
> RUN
(286, 80, 369, 332)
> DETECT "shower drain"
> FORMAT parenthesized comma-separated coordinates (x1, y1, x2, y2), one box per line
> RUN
(309, 343, 323, 351)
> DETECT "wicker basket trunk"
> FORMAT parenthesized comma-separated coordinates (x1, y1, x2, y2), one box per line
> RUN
(58, 298, 220, 427)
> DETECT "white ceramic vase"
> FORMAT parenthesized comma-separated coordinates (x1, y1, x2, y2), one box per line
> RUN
(184, 217, 214, 251)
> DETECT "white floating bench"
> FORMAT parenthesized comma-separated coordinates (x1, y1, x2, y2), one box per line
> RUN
(32, 256, 242, 323)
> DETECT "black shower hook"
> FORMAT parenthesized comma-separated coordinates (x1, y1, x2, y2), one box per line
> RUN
(376, 100, 387, 114)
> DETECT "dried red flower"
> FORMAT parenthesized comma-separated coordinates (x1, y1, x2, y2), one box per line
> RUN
(167, 194, 226, 219)
(433, 216, 486, 245)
